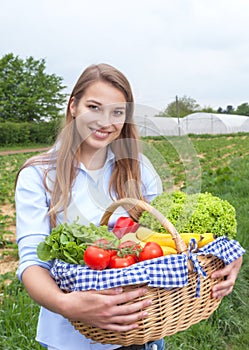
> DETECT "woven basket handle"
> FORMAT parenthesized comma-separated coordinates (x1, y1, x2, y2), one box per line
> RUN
(100, 198, 188, 254)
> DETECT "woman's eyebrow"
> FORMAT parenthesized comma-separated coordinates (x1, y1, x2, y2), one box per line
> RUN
(86, 99, 126, 108)
(86, 99, 102, 105)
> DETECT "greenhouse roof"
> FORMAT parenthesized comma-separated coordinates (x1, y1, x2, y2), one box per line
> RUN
(134, 112, 249, 135)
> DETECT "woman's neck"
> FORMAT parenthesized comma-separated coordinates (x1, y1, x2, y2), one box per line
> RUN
(79, 146, 107, 170)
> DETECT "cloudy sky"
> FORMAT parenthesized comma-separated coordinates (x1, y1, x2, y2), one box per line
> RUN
(1, 0, 249, 113)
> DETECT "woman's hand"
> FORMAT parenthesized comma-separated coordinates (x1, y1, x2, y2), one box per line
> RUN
(23, 266, 151, 332)
(211, 256, 243, 299)
(59, 286, 152, 332)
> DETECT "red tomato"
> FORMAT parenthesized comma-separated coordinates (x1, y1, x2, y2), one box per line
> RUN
(109, 254, 136, 269)
(118, 240, 141, 250)
(118, 240, 141, 261)
(93, 238, 117, 257)
(109, 249, 118, 258)
(113, 217, 139, 239)
(138, 242, 163, 262)
(84, 246, 111, 270)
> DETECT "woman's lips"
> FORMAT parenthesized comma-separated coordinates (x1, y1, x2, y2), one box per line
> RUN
(91, 129, 111, 139)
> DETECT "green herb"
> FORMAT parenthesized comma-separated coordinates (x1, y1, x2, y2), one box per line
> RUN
(37, 221, 117, 265)
(139, 191, 237, 239)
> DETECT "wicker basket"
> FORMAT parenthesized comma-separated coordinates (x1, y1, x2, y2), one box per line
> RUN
(70, 198, 224, 346)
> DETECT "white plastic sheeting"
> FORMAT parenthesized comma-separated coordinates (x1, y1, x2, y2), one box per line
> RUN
(241, 117, 249, 132)
(134, 115, 180, 136)
(180, 113, 248, 135)
(134, 113, 249, 136)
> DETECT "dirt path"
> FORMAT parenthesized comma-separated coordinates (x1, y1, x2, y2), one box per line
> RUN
(1, 203, 18, 275)
(0, 147, 49, 156)
(0, 258, 19, 275)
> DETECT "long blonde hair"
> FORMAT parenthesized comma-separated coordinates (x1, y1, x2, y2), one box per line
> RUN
(16, 63, 145, 226)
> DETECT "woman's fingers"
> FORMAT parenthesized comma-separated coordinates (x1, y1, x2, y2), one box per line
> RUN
(96, 306, 150, 332)
(94, 287, 124, 295)
(91, 286, 152, 322)
(211, 257, 243, 299)
(94, 286, 150, 307)
(65, 286, 152, 331)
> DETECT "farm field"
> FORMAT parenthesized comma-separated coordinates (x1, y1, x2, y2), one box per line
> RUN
(0, 134, 249, 350)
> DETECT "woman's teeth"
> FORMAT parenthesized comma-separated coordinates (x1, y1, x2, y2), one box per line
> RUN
(94, 130, 109, 137)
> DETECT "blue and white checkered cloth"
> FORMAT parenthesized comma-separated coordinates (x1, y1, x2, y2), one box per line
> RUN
(50, 236, 245, 298)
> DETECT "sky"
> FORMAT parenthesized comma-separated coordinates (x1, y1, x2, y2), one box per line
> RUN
(1, 0, 249, 114)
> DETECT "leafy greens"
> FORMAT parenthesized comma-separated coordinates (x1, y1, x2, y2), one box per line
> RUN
(37, 221, 117, 265)
(139, 191, 237, 239)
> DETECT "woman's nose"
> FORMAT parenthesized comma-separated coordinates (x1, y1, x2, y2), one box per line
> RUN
(97, 110, 112, 127)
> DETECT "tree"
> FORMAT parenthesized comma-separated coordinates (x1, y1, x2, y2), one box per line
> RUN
(158, 95, 200, 118)
(199, 106, 216, 113)
(226, 105, 235, 114)
(235, 102, 249, 116)
(0, 53, 67, 122)
(216, 105, 235, 114)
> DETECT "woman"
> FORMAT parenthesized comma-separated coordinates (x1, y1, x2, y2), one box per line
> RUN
(15, 63, 242, 350)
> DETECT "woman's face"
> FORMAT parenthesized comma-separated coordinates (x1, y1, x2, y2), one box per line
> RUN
(70, 81, 127, 155)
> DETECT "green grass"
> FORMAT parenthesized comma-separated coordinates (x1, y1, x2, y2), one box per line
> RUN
(0, 137, 249, 349)
(0, 273, 43, 350)
(0, 149, 44, 253)
(0, 151, 45, 205)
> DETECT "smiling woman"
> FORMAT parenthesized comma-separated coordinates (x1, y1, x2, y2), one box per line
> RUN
(14, 63, 164, 350)
(14, 63, 243, 350)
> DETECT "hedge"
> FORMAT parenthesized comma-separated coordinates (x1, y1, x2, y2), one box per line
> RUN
(0, 121, 62, 145)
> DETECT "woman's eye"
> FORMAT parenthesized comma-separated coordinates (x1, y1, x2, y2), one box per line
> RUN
(113, 109, 125, 117)
(88, 104, 100, 112)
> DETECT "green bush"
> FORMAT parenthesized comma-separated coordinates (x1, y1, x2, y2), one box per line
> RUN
(0, 121, 62, 145)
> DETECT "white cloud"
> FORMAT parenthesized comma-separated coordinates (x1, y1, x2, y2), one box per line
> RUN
(1, 0, 249, 111)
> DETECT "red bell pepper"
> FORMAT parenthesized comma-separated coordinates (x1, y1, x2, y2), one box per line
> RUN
(113, 216, 139, 239)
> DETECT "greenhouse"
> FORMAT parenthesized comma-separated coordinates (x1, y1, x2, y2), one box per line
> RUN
(180, 113, 249, 135)
(241, 117, 249, 132)
(134, 113, 249, 136)
(134, 115, 179, 136)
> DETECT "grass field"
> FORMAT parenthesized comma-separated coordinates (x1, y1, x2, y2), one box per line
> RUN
(0, 134, 248, 349)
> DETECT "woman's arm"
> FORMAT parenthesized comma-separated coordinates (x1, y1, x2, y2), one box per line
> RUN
(16, 166, 152, 332)
(22, 265, 152, 332)
(211, 256, 243, 299)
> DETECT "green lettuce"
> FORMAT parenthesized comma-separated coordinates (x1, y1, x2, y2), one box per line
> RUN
(139, 191, 237, 239)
